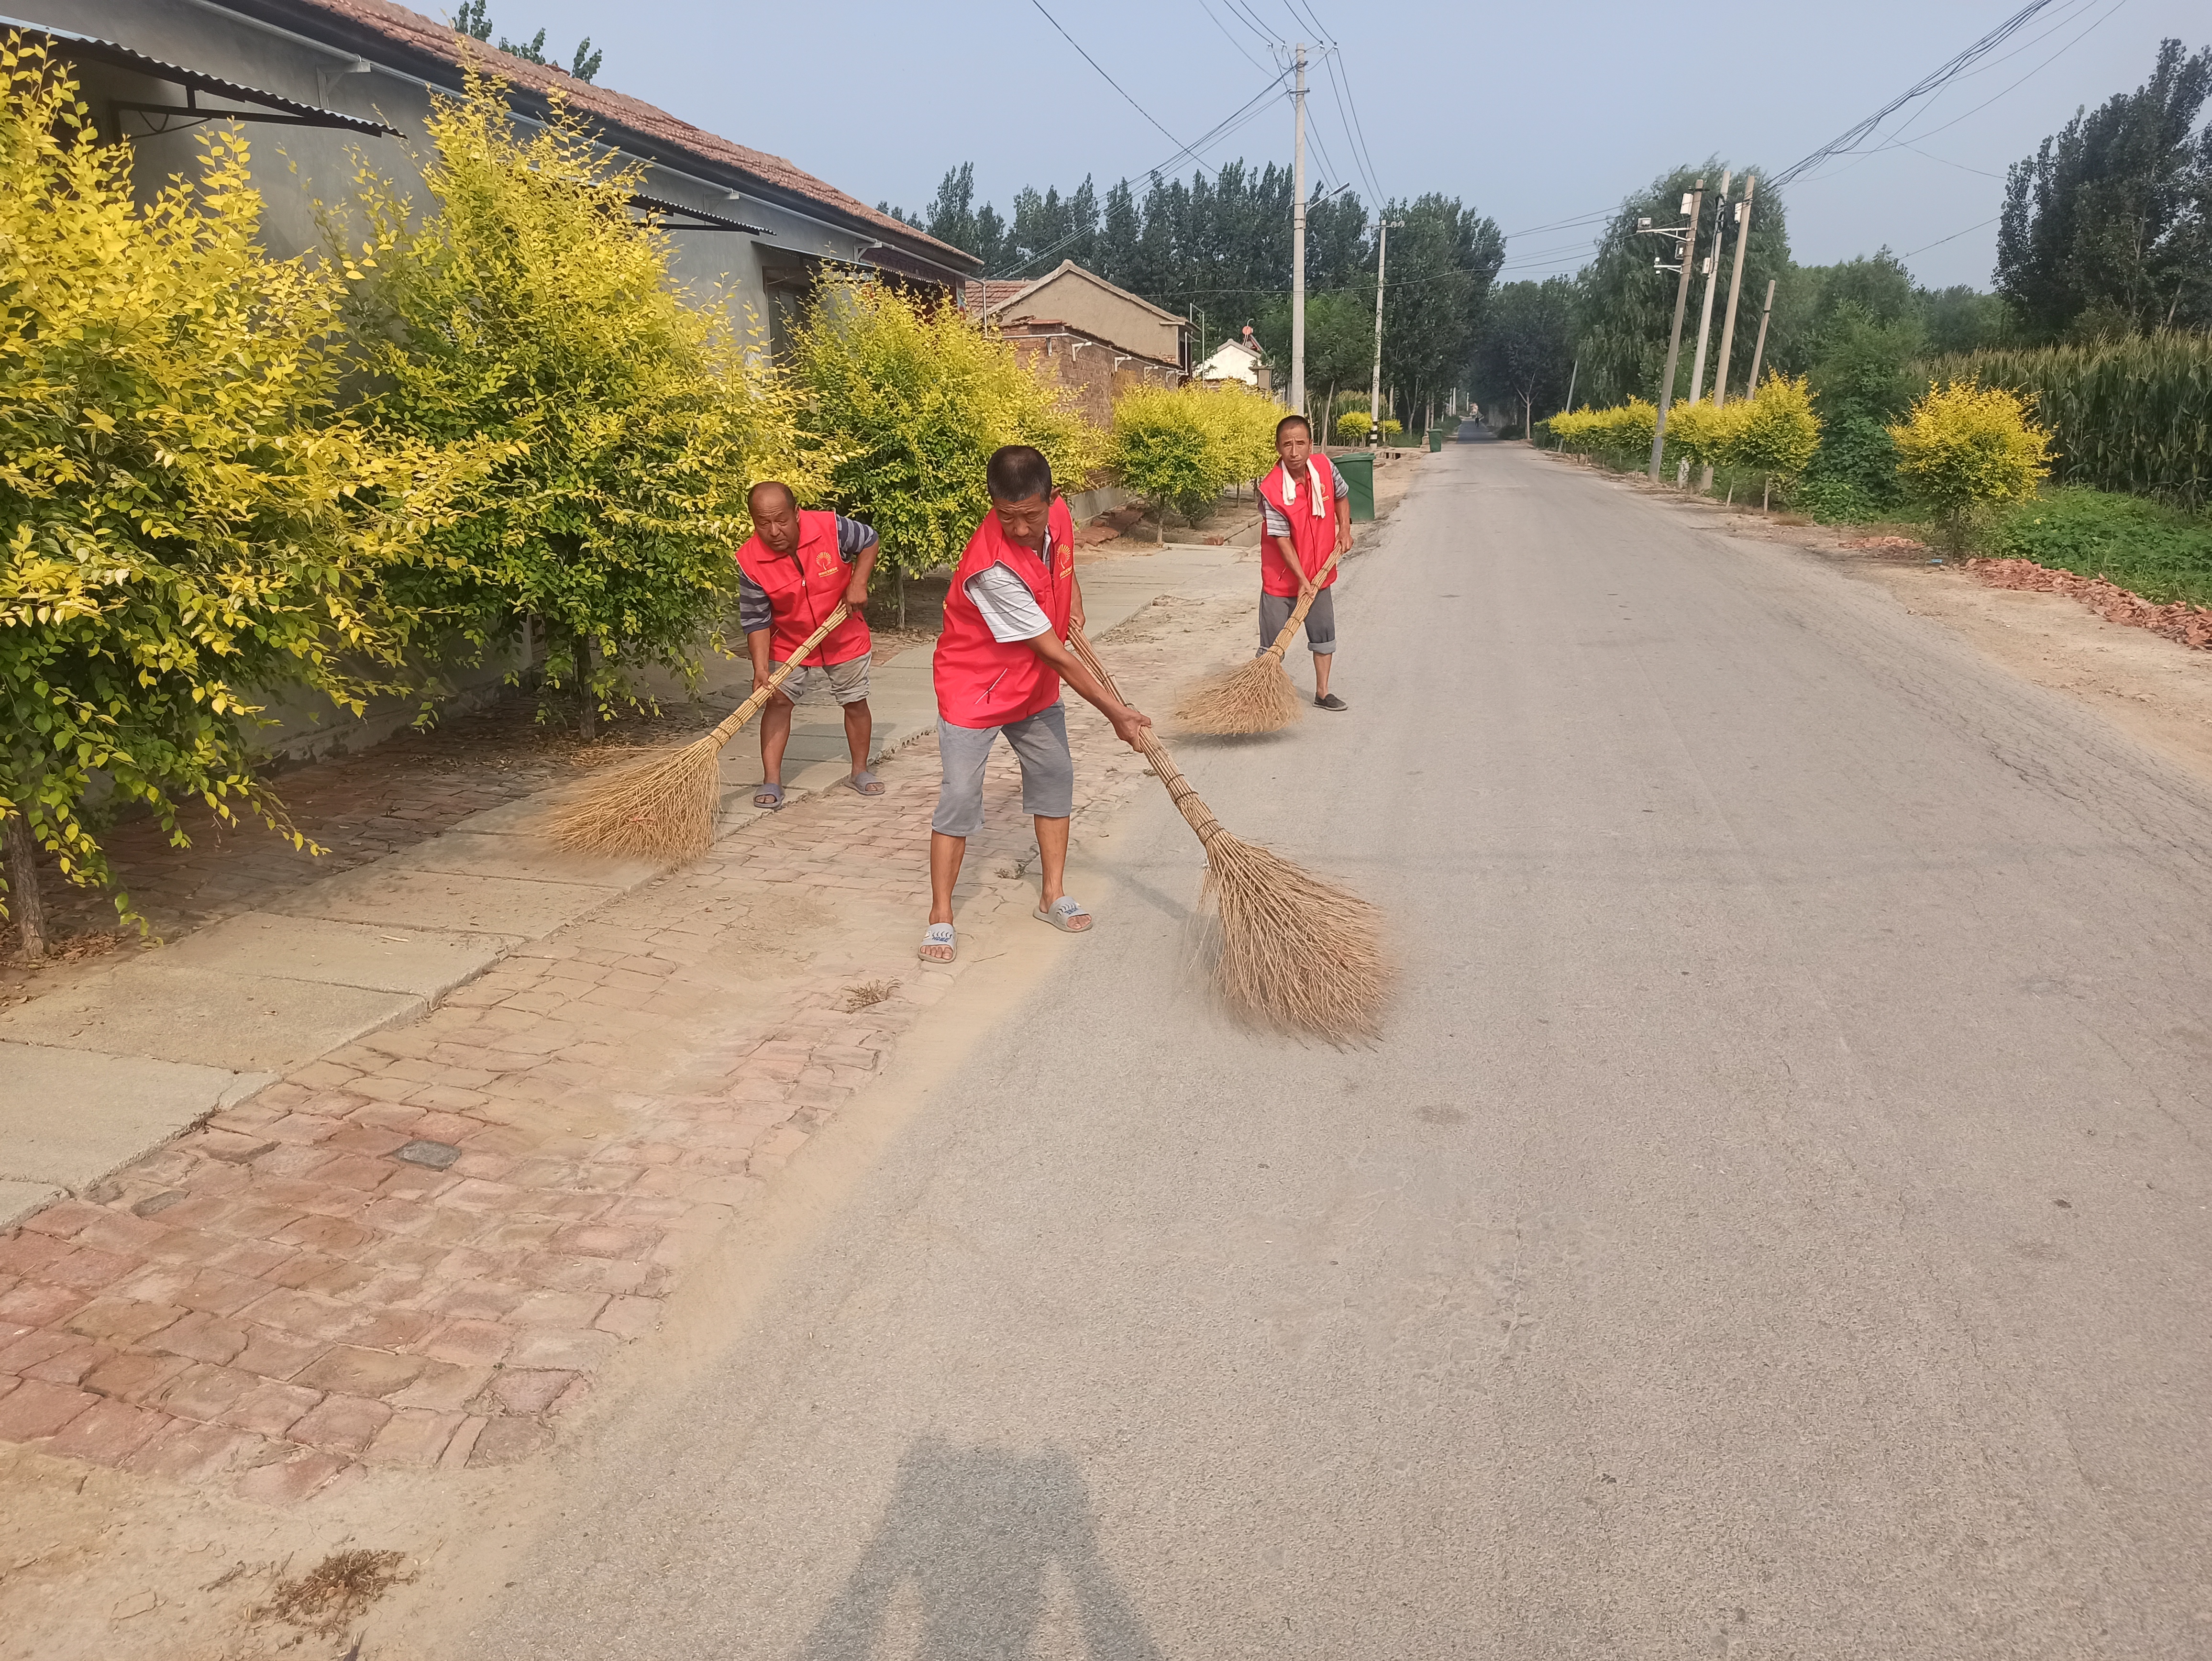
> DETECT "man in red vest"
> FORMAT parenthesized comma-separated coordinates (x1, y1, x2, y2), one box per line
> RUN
(920, 446, 1151, 964)
(1256, 413, 1355, 710)
(735, 481, 882, 808)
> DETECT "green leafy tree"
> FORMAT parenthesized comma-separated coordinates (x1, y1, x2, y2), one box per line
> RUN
(1574, 165, 1793, 410)
(1998, 38, 2212, 340)
(1376, 193, 1504, 426)
(344, 65, 806, 733)
(1252, 288, 1374, 407)
(1472, 277, 1577, 436)
(0, 44, 476, 941)
(1890, 381, 2054, 551)
(788, 280, 1100, 609)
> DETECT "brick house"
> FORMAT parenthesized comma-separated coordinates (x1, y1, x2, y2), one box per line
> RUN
(966, 262, 1189, 429)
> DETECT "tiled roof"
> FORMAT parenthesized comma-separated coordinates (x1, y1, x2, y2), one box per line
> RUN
(962, 280, 1034, 318)
(233, 0, 977, 272)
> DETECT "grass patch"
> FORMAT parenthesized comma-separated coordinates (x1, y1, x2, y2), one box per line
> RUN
(1988, 487, 2212, 608)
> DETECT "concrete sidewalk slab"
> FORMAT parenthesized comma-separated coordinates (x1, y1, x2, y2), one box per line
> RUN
(387, 830, 665, 888)
(269, 863, 614, 938)
(0, 542, 1257, 1234)
(0, 1041, 274, 1201)
(146, 912, 506, 997)
(0, 1180, 63, 1232)
(0, 963, 421, 1073)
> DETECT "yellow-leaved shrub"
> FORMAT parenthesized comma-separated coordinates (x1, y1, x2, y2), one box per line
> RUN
(1, 40, 482, 927)
(1888, 380, 2054, 551)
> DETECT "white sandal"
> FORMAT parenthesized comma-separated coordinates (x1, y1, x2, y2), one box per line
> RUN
(918, 923, 957, 963)
(1033, 897, 1093, 933)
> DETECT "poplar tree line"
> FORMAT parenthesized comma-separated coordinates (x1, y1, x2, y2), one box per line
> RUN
(887, 161, 1505, 427)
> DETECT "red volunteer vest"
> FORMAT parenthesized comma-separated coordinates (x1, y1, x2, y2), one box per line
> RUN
(1257, 460, 1340, 598)
(933, 498, 1076, 730)
(732, 510, 872, 667)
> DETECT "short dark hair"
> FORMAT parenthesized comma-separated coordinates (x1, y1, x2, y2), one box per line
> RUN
(747, 479, 796, 513)
(986, 444, 1053, 503)
(1275, 414, 1311, 441)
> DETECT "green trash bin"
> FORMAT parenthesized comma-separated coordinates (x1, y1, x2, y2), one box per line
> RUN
(1337, 451, 1376, 522)
(1428, 425, 1447, 453)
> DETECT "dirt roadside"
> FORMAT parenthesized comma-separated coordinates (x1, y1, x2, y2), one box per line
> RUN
(1547, 453, 2212, 792)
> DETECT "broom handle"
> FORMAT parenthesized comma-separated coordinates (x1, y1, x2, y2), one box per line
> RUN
(1260, 544, 1347, 665)
(702, 603, 852, 750)
(1067, 625, 1227, 852)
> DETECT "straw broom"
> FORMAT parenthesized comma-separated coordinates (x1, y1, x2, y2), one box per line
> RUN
(1069, 623, 1385, 1041)
(549, 604, 852, 859)
(1176, 544, 1347, 735)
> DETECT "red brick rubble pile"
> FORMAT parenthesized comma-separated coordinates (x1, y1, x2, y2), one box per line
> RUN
(1967, 558, 2212, 651)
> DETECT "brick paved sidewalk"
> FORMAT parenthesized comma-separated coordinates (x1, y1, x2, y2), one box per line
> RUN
(0, 598, 1230, 1505)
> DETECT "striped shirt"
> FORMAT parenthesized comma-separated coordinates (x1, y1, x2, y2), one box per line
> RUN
(738, 515, 878, 634)
(1260, 461, 1352, 537)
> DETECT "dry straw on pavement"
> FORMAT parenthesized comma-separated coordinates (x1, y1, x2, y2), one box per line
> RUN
(1071, 624, 1385, 1041)
(550, 604, 852, 859)
(1175, 546, 1347, 735)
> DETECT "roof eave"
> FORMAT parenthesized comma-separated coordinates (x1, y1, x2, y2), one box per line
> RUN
(207, 0, 980, 274)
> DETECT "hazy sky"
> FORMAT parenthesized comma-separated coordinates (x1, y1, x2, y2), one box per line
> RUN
(492, 0, 2202, 292)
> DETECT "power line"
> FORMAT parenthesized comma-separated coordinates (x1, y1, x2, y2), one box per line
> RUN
(1769, 0, 2065, 189)
(1899, 213, 2002, 259)
(1195, 0, 1269, 75)
(1024, 0, 1213, 175)
(1871, 0, 2129, 154)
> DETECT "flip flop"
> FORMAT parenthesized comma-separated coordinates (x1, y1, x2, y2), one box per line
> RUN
(1033, 897, 1093, 933)
(918, 923, 957, 963)
(752, 781, 786, 809)
(844, 769, 885, 797)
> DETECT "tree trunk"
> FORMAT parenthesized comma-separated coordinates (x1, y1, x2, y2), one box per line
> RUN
(897, 570, 907, 631)
(574, 633, 596, 740)
(1762, 476, 1771, 513)
(3, 809, 48, 964)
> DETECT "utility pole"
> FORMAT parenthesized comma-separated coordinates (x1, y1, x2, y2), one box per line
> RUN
(1712, 174, 1756, 410)
(1687, 170, 1728, 408)
(1369, 215, 1402, 434)
(1290, 42, 1307, 418)
(1746, 276, 1777, 395)
(1641, 177, 1703, 481)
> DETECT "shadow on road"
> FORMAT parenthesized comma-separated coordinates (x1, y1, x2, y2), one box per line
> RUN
(799, 1437, 1164, 1661)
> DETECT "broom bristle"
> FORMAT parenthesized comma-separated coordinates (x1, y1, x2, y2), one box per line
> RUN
(1177, 653, 1304, 736)
(547, 733, 725, 859)
(1203, 829, 1386, 1041)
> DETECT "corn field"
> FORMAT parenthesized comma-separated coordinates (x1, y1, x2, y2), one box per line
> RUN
(1927, 332, 2212, 511)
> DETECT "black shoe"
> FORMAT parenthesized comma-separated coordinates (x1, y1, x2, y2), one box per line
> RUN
(1315, 693, 1349, 711)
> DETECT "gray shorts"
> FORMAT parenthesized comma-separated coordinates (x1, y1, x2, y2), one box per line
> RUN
(772, 652, 870, 705)
(1260, 588, 1336, 655)
(932, 703, 1073, 836)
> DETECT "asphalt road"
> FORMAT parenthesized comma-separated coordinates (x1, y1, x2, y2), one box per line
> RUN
(459, 437, 2212, 1659)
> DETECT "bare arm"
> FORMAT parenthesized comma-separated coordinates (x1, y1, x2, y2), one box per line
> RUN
(1334, 494, 1353, 557)
(746, 626, 775, 692)
(845, 541, 878, 606)
(1025, 630, 1150, 749)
